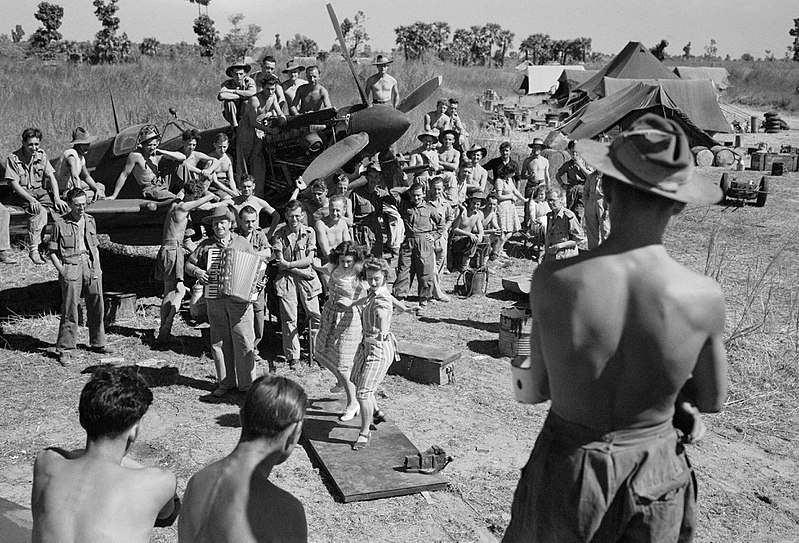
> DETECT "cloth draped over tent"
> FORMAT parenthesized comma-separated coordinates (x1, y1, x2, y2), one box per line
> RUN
(520, 64, 585, 95)
(560, 81, 728, 148)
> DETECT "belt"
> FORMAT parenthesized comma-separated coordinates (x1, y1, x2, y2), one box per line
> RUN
(62, 252, 89, 264)
(405, 231, 434, 239)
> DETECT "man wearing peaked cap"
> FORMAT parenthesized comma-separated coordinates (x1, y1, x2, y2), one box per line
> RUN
(503, 114, 727, 542)
(365, 54, 399, 108)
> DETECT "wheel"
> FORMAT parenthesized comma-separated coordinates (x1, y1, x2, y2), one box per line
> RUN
(754, 176, 768, 207)
(719, 172, 731, 205)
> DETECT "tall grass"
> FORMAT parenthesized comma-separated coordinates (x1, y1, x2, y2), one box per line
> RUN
(723, 60, 799, 113)
(0, 56, 520, 158)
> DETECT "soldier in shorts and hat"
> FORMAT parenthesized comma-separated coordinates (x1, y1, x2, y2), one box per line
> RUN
(503, 114, 728, 542)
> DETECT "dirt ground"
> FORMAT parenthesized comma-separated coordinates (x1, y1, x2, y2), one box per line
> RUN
(1, 120, 798, 542)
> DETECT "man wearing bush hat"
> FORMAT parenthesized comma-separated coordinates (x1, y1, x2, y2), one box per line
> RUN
(218, 57, 258, 130)
(185, 205, 258, 396)
(281, 60, 308, 106)
(503, 114, 727, 542)
(365, 54, 400, 108)
(55, 127, 105, 202)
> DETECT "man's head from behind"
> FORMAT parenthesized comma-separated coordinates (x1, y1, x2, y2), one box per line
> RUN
(240, 375, 307, 461)
(79, 366, 153, 443)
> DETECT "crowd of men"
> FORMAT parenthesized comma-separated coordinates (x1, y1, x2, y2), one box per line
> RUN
(3, 49, 728, 543)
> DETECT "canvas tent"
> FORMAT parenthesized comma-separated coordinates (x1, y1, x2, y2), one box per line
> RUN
(561, 81, 729, 147)
(552, 69, 599, 102)
(519, 64, 585, 95)
(575, 41, 678, 99)
(673, 66, 730, 90)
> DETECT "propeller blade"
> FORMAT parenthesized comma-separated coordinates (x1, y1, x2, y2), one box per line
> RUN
(302, 132, 369, 182)
(397, 76, 443, 114)
(327, 3, 369, 106)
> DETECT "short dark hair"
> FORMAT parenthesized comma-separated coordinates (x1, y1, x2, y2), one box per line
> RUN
(65, 187, 87, 202)
(239, 205, 258, 218)
(22, 127, 42, 142)
(448, 98, 459, 105)
(499, 141, 511, 151)
(261, 55, 277, 64)
(310, 179, 327, 193)
(329, 194, 347, 208)
(360, 256, 391, 280)
(261, 74, 280, 86)
(214, 132, 229, 144)
(182, 129, 201, 142)
(306, 65, 320, 74)
(410, 181, 426, 194)
(240, 375, 307, 441)
(79, 366, 153, 440)
(284, 199, 303, 215)
(329, 240, 364, 266)
(240, 174, 255, 186)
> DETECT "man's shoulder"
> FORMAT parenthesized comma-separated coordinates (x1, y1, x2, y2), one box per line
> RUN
(562, 208, 577, 219)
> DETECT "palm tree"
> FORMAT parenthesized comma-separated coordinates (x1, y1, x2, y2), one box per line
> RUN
(188, 0, 210, 17)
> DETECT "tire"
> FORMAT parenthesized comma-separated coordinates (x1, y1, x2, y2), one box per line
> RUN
(719, 173, 731, 205)
(755, 176, 768, 207)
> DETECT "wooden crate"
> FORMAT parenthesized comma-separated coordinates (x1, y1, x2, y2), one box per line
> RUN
(750, 152, 798, 173)
(389, 340, 459, 385)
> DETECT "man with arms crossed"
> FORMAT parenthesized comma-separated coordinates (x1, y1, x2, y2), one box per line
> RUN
(365, 55, 399, 107)
(179, 375, 307, 543)
(503, 115, 728, 542)
(31, 365, 179, 543)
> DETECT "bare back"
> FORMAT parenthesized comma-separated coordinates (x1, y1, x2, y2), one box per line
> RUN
(31, 449, 175, 543)
(531, 244, 726, 432)
(179, 459, 306, 543)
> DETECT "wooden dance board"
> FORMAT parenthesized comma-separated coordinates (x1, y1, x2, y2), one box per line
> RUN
(301, 398, 447, 502)
(0, 497, 33, 543)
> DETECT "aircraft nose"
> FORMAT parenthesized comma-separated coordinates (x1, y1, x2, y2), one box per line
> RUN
(347, 105, 410, 155)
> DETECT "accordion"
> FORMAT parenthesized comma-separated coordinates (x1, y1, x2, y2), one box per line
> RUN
(204, 248, 266, 303)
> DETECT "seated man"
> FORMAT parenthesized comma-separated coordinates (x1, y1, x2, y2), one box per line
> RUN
(291, 66, 332, 115)
(218, 58, 257, 130)
(260, 55, 289, 113)
(437, 129, 460, 197)
(281, 60, 308, 107)
(450, 191, 485, 272)
(178, 375, 308, 543)
(31, 366, 179, 543)
(5, 127, 69, 264)
(424, 99, 451, 133)
(446, 98, 470, 150)
(55, 127, 105, 202)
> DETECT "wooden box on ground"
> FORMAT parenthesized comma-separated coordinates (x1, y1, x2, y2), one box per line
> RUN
(388, 340, 459, 385)
(750, 152, 798, 173)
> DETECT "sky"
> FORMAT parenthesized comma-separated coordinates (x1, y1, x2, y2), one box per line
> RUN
(3, 0, 796, 59)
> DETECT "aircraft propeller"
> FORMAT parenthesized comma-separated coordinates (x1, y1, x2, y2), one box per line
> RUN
(327, 3, 369, 106)
(302, 132, 369, 182)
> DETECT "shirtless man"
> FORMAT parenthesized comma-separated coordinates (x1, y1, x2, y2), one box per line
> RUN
(260, 55, 288, 113)
(55, 127, 105, 202)
(281, 60, 308, 106)
(424, 99, 451, 133)
(447, 99, 470, 149)
(208, 133, 238, 198)
(464, 145, 489, 194)
(364, 55, 399, 107)
(155, 177, 220, 343)
(519, 138, 550, 228)
(231, 174, 281, 238)
(450, 191, 485, 271)
(179, 375, 307, 543)
(238, 74, 286, 196)
(108, 125, 187, 201)
(291, 66, 332, 115)
(503, 114, 727, 542)
(300, 179, 329, 226)
(32, 366, 179, 543)
(175, 129, 219, 195)
(218, 58, 257, 130)
(314, 195, 351, 263)
(409, 130, 442, 190)
(437, 129, 460, 198)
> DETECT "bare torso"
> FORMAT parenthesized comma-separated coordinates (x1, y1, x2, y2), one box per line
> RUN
(453, 209, 483, 236)
(31, 449, 174, 543)
(178, 457, 306, 543)
(531, 244, 725, 431)
(131, 153, 160, 186)
(366, 73, 397, 105)
(295, 83, 330, 113)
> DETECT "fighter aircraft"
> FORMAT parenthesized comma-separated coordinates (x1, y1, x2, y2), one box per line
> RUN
(1, 3, 441, 246)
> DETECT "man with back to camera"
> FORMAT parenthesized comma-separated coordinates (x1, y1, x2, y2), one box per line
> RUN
(31, 365, 179, 543)
(178, 375, 308, 543)
(503, 114, 728, 542)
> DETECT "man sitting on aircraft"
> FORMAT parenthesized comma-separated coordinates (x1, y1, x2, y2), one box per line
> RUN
(107, 125, 187, 201)
(173, 129, 219, 195)
(365, 55, 400, 108)
(5, 127, 69, 265)
(218, 58, 258, 130)
(31, 366, 179, 543)
(291, 66, 332, 115)
(281, 60, 308, 107)
(55, 127, 106, 203)
(423, 99, 451, 134)
(260, 55, 289, 113)
(447, 98, 470, 150)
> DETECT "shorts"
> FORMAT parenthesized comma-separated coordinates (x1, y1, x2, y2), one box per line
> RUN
(154, 243, 184, 282)
(502, 411, 697, 543)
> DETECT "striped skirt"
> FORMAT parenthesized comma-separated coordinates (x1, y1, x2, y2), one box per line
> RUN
(351, 333, 398, 400)
(315, 303, 362, 373)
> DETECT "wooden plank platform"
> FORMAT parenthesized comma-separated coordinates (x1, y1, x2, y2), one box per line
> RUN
(0, 497, 33, 543)
(301, 398, 447, 502)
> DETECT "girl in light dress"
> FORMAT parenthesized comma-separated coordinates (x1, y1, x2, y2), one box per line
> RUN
(314, 241, 366, 421)
(494, 164, 526, 259)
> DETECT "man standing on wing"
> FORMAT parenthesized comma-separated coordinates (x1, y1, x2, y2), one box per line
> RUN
(503, 114, 728, 542)
(365, 55, 399, 107)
